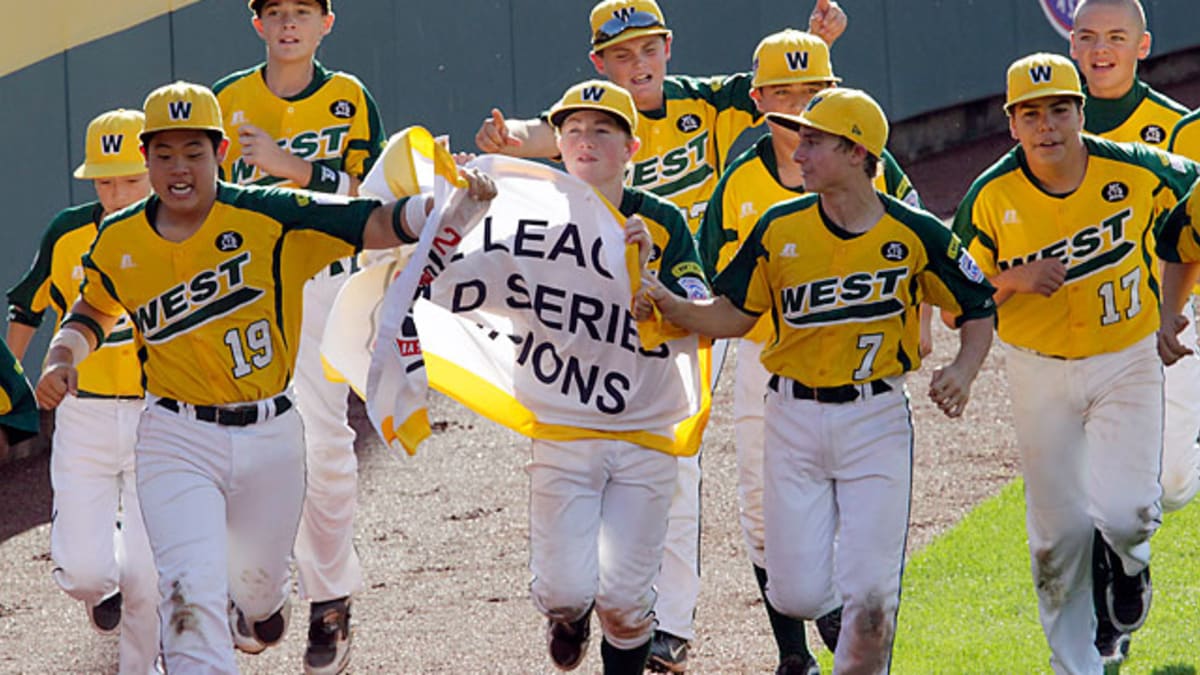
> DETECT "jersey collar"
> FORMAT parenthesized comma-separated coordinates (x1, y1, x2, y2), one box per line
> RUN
(256, 60, 333, 102)
(1082, 78, 1147, 136)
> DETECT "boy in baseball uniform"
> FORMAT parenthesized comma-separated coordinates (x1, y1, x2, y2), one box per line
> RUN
(637, 88, 996, 675)
(531, 78, 711, 675)
(1069, 0, 1200, 660)
(694, 30, 925, 672)
(34, 81, 494, 674)
(953, 53, 1197, 673)
(214, 2, 386, 670)
(7, 109, 159, 674)
(476, 3, 846, 669)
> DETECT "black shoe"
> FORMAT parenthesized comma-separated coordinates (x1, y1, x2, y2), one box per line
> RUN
(89, 592, 122, 634)
(1095, 611, 1131, 666)
(776, 653, 821, 675)
(229, 597, 291, 655)
(547, 610, 592, 671)
(305, 597, 352, 675)
(1107, 563, 1151, 633)
(646, 630, 688, 673)
(815, 607, 842, 652)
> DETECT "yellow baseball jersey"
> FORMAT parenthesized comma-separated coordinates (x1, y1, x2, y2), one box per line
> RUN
(626, 74, 760, 232)
(80, 185, 383, 405)
(1084, 79, 1187, 148)
(1169, 108, 1200, 162)
(953, 136, 1198, 359)
(7, 202, 142, 397)
(697, 133, 920, 343)
(1158, 181, 1200, 263)
(0, 338, 38, 444)
(214, 61, 386, 191)
(618, 186, 709, 301)
(715, 194, 995, 386)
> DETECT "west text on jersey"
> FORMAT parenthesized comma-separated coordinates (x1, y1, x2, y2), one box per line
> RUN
(132, 253, 261, 342)
(995, 208, 1133, 278)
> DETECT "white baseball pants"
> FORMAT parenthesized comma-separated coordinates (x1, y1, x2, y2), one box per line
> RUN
(50, 395, 158, 675)
(649, 340, 728, 641)
(528, 438, 677, 650)
(1004, 336, 1163, 675)
(136, 394, 305, 674)
(1161, 302, 1200, 512)
(293, 262, 363, 604)
(732, 338, 770, 568)
(763, 377, 911, 675)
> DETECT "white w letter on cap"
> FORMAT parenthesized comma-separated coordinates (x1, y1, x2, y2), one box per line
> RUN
(1029, 65, 1053, 84)
(167, 100, 193, 121)
(581, 86, 606, 102)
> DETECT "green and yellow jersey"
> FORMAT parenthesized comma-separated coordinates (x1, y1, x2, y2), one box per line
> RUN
(0, 338, 38, 444)
(627, 74, 760, 232)
(1084, 79, 1188, 148)
(1158, 180, 1200, 263)
(7, 201, 142, 397)
(953, 136, 1198, 359)
(214, 61, 386, 192)
(80, 185, 383, 405)
(1169, 108, 1200, 163)
(618, 186, 709, 300)
(696, 133, 919, 343)
(715, 193, 994, 387)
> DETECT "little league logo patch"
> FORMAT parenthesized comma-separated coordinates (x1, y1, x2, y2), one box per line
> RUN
(1140, 124, 1166, 145)
(958, 251, 985, 283)
(330, 99, 356, 119)
(881, 241, 908, 261)
(216, 231, 244, 252)
(676, 114, 701, 134)
(1102, 181, 1129, 203)
(1038, 0, 1077, 40)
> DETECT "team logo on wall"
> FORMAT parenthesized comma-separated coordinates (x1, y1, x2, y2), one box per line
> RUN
(1140, 124, 1166, 144)
(881, 241, 908, 261)
(676, 114, 701, 133)
(1037, 0, 1077, 40)
(1102, 181, 1129, 202)
(216, 231, 244, 252)
(330, 99, 356, 119)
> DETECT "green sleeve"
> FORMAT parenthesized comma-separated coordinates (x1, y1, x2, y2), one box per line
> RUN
(0, 339, 39, 445)
(7, 203, 101, 327)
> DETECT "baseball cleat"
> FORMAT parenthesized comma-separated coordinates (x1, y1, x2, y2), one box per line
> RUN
(89, 591, 122, 635)
(305, 596, 352, 675)
(547, 609, 592, 671)
(646, 630, 689, 673)
(230, 596, 292, 655)
(1106, 563, 1151, 633)
(776, 653, 821, 675)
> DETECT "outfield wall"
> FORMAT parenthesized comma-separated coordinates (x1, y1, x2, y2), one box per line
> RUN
(1, 0, 1197, 376)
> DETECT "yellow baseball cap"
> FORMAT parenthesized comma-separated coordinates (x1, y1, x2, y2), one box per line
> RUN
(590, 0, 671, 53)
(766, 88, 888, 158)
(248, 0, 330, 14)
(751, 29, 841, 89)
(74, 109, 147, 179)
(549, 80, 639, 135)
(140, 81, 225, 142)
(1005, 52, 1083, 112)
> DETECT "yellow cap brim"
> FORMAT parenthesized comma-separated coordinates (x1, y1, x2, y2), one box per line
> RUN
(753, 74, 841, 89)
(765, 111, 881, 158)
(592, 27, 671, 53)
(1004, 89, 1085, 112)
(549, 104, 635, 135)
(73, 161, 147, 179)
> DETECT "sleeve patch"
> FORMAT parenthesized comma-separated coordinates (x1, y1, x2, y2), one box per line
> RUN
(671, 261, 705, 279)
(677, 276, 710, 300)
(958, 250, 985, 283)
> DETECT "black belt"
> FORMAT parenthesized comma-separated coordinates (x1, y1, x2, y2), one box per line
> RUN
(77, 390, 144, 400)
(155, 395, 292, 427)
(768, 374, 892, 404)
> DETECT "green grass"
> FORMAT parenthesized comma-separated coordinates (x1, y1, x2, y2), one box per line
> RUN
(815, 479, 1200, 673)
